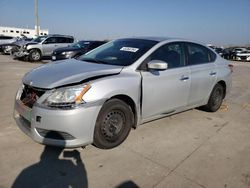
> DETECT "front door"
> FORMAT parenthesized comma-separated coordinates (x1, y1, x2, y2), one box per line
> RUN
(140, 42, 191, 121)
(42, 37, 59, 56)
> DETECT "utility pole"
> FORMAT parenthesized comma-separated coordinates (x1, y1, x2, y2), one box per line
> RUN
(35, 0, 39, 36)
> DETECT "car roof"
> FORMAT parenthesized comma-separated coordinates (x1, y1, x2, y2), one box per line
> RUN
(122, 36, 173, 42)
(46, 34, 74, 38)
(119, 36, 199, 43)
(78, 40, 106, 43)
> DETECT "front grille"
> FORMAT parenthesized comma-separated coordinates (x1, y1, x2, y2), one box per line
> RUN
(36, 128, 75, 140)
(20, 85, 46, 108)
(240, 56, 247, 60)
(11, 45, 21, 53)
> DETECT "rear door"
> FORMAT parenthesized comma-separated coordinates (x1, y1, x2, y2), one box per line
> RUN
(56, 37, 74, 49)
(141, 42, 191, 120)
(185, 42, 217, 106)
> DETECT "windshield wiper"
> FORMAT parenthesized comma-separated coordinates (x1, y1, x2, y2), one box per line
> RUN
(81, 58, 109, 65)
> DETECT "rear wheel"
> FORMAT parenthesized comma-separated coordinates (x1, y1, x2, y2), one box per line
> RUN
(93, 99, 133, 149)
(29, 49, 41, 61)
(203, 83, 224, 112)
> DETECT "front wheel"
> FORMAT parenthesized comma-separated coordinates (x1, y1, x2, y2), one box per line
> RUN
(203, 83, 224, 112)
(29, 49, 41, 61)
(93, 99, 133, 149)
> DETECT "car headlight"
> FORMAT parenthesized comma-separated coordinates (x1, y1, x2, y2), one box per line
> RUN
(43, 84, 91, 108)
(62, 51, 73, 56)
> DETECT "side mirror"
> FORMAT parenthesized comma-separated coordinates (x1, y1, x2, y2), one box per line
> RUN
(147, 60, 168, 71)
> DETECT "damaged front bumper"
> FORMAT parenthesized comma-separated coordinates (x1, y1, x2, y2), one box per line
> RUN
(13, 85, 103, 148)
(12, 48, 29, 58)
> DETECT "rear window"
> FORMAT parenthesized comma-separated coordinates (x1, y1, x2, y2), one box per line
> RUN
(64, 37, 74, 43)
(186, 42, 216, 65)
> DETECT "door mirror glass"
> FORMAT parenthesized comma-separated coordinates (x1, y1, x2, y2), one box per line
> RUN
(147, 60, 168, 70)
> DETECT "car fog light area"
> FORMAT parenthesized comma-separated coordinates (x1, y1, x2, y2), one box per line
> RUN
(43, 84, 91, 109)
(62, 51, 74, 58)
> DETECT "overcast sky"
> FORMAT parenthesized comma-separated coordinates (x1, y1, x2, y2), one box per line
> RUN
(0, 0, 250, 46)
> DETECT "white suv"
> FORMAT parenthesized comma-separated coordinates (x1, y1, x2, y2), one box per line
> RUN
(14, 34, 74, 61)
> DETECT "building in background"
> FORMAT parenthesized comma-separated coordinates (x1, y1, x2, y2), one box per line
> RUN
(0, 26, 49, 38)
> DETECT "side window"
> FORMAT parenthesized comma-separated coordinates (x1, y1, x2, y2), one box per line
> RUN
(90, 42, 101, 50)
(68, 38, 74, 43)
(57, 37, 66, 43)
(186, 43, 210, 65)
(44, 37, 57, 44)
(149, 43, 185, 69)
(57, 37, 74, 43)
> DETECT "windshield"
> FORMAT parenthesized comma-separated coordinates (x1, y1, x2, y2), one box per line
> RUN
(71, 41, 90, 48)
(32, 36, 47, 43)
(79, 39, 158, 66)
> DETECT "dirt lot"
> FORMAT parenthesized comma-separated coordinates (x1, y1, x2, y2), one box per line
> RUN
(0, 55, 249, 188)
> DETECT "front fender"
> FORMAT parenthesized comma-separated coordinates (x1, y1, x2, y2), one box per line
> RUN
(85, 72, 141, 103)
(83, 71, 141, 121)
(26, 44, 42, 52)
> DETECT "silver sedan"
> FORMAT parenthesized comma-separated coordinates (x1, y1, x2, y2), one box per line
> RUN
(14, 37, 232, 149)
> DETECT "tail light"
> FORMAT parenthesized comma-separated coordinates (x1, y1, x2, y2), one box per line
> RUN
(228, 64, 234, 73)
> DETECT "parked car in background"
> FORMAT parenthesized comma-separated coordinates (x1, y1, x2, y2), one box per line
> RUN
(235, 50, 250, 61)
(214, 47, 235, 60)
(0, 36, 32, 55)
(52, 40, 107, 61)
(14, 37, 233, 149)
(11, 35, 46, 59)
(214, 47, 224, 56)
(231, 47, 247, 60)
(220, 48, 232, 60)
(13, 34, 74, 61)
(0, 35, 17, 53)
(0, 35, 17, 45)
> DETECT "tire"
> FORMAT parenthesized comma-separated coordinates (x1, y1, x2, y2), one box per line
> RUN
(203, 83, 224, 112)
(93, 99, 133, 149)
(3, 48, 9, 55)
(29, 49, 41, 61)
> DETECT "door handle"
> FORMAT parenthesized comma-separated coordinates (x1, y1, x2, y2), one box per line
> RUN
(180, 76, 189, 81)
(210, 71, 217, 76)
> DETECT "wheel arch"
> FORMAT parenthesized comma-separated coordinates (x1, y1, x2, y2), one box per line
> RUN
(108, 94, 138, 129)
(217, 80, 226, 99)
(28, 48, 42, 54)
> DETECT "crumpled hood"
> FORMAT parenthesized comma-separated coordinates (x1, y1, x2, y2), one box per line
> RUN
(23, 59, 122, 89)
(15, 40, 37, 47)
